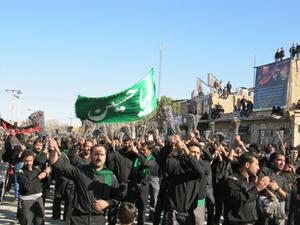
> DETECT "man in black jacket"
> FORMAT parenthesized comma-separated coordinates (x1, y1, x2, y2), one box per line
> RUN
(188, 142, 208, 225)
(224, 152, 270, 225)
(32, 138, 50, 203)
(17, 149, 51, 225)
(126, 141, 159, 225)
(258, 152, 288, 225)
(157, 135, 206, 225)
(49, 138, 119, 225)
(103, 136, 133, 225)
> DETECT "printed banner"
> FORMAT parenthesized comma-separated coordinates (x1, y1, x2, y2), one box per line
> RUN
(254, 59, 290, 110)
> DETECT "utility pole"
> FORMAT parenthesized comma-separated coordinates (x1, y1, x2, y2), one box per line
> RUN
(157, 44, 164, 100)
(5, 89, 22, 125)
(68, 117, 73, 127)
(156, 44, 164, 131)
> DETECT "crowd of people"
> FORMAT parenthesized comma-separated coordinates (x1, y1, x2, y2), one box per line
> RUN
(0, 125, 300, 225)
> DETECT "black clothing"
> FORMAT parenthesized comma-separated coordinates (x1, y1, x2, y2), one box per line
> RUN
(105, 145, 132, 184)
(105, 145, 133, 225)
(240, 98, 246, 111)
(295, 179, 300, 225)
(290, 46, 296, 59)
(17, 166, 43, 196)
(271, 106, 277, 115)
(284, 171, 297, 225)
(52, 158, 119, 224)
(126, 152, 159, 225)
(68, 147, 91, 166)
(118, 147, 137, 161)
(200, 159, 213, 198)
(224, 172, 259, 224)
(257, 168, 288, 225)
(129, 152, 159, 184)
(33, 150, 50, 202)
(52, 175, 73, 220)
(157, 145, 206, 213)
(227, 82, 232, 94)
(33, 151, 47, 168)
(163, 209, 195, 225)
(52, 152, 73, 221)
(70, 214, 106, 225)
(259, 167, 289, 201)
(200, 158, 215, 225)
(17, 166, 45, 225)
(3, 135, 20, 163)
(20, 197, 44, 225)
(211, 156, 232, 224)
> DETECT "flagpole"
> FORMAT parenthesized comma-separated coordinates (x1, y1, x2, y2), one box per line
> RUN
(253, 54, 256, 88)
(157, 44, 164, 100)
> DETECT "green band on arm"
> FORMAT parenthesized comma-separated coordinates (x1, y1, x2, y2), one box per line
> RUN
(197, 198, 205, 207)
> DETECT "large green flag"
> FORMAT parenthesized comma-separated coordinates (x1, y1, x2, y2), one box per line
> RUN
(75, 69, 157, 123)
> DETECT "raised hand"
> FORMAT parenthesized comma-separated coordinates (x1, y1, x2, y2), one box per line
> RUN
(256, 176, 270, 192)
(130, 141, 139, 154)
(49, 138, 59, 152)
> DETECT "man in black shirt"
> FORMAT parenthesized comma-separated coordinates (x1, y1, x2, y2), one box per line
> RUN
(157, 135, 206, 225)
(259, 152, 288, 225)
(126, 141, 159, 225)
(32, 138, 49, 203)
(224, 152, 270, 225)
(188, 142, 208, 225)
(103, 136, 133, 225)
(17, 149, 51, 225)
(50, 138, 119, 225)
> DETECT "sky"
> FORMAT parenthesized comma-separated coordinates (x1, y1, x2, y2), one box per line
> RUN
(1, 0, 300, 126)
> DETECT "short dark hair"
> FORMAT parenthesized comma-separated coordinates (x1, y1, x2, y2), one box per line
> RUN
(91, 144, 107, 154)
(269, 151, 285, 163)
(187, 142, 203, 150)
(84, 139, 93, 145)
(122, 138, 131, 143)
(238, 152, 257, 168)
(118, 202, 136, 224)
(33, 138, 43, 145)
(141, 141, 155, 151)
(21, 149, 35, 160)
(285, 155, 294, 165)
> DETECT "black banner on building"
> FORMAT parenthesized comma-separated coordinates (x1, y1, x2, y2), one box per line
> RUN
(254, 59, 290, 110)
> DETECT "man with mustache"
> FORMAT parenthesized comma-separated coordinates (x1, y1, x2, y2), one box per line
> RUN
(49, 138, 119, 225)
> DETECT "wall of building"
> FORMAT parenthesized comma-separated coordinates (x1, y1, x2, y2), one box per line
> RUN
(288, 59, 300, 108)
(290, 110, 300, 147)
